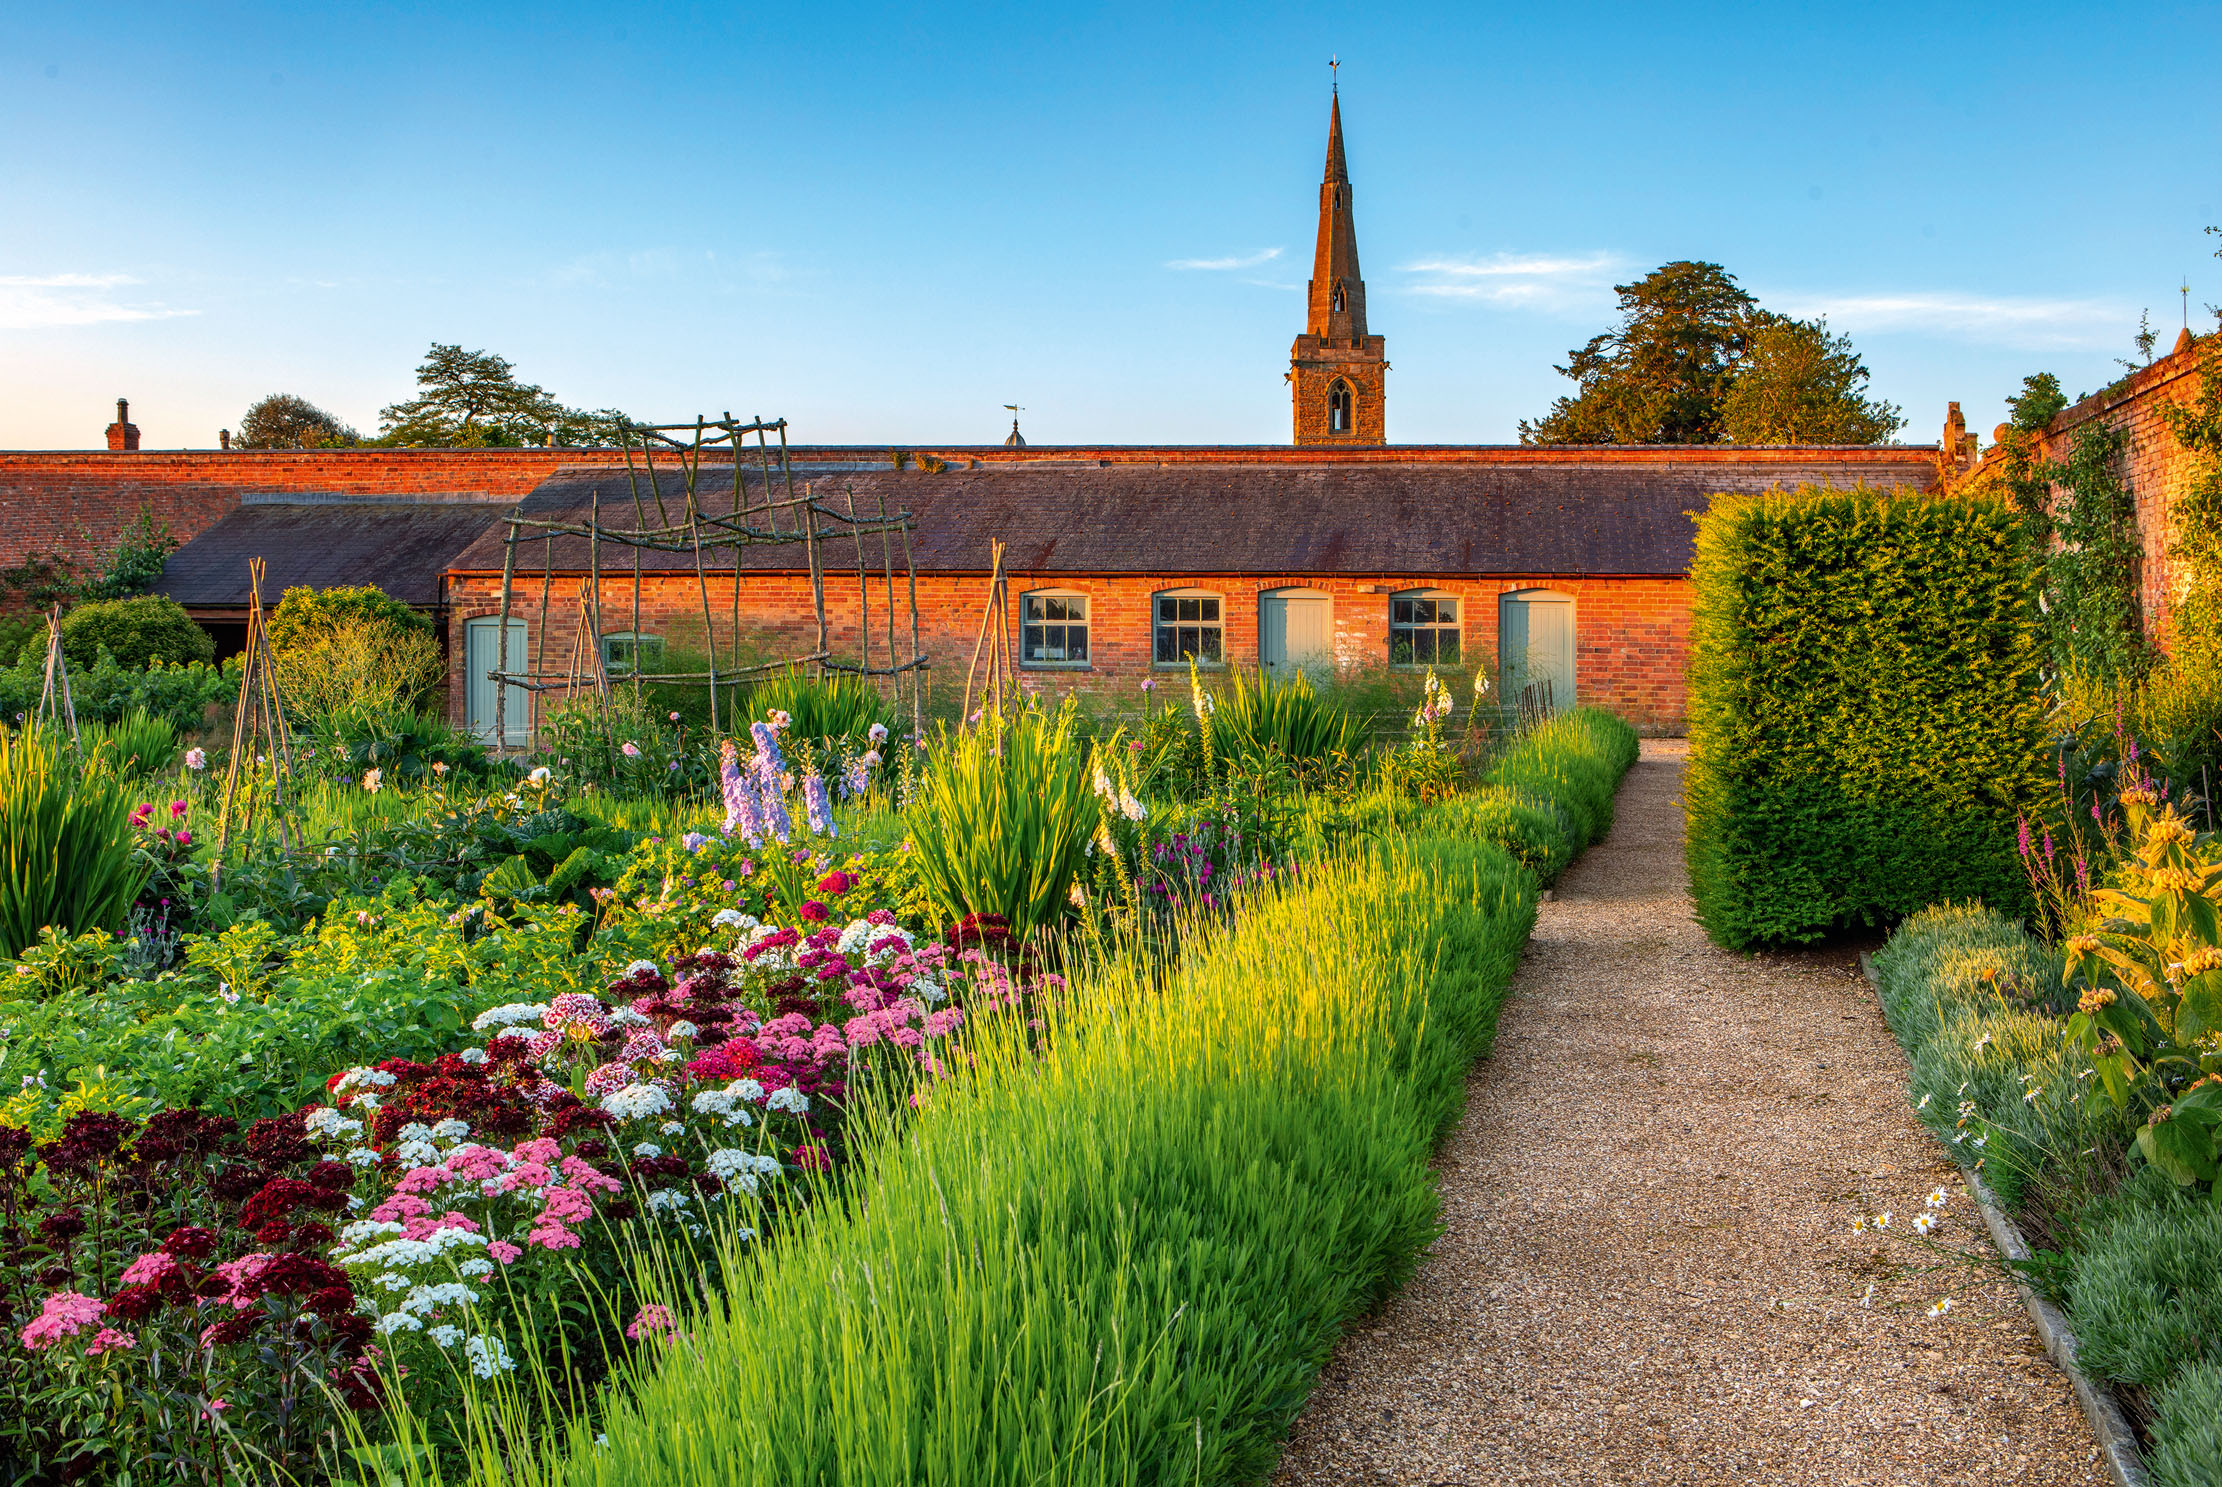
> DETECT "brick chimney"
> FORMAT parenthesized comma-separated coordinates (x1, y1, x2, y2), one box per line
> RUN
(105, 398, 141, 452)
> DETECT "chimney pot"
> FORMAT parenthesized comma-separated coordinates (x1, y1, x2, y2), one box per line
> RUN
(220, 429, 232, 451)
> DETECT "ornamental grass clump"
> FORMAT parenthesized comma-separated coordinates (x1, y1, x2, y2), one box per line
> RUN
(1209, 663, 1363, 776)
(0, 725, 148, 961)
(903, 702, 1100, 940)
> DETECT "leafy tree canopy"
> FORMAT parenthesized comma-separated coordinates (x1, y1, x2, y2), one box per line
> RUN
(1519, 261, 1904, 446)
(235, 393, 359, 450)
(376, 344, 628, 448)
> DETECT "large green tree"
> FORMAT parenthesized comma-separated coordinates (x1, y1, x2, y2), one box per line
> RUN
(1520, 262, 1902, 446)
(235, 393, 359, 449)
(377, 344, 628, 448)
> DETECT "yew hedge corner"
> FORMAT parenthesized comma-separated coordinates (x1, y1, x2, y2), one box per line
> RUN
(1685, 485, 2049, 949)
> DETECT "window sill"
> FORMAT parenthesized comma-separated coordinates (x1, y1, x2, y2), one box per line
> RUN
(1152, 661, 1225, 670)
(1020, 662, 1093, 672)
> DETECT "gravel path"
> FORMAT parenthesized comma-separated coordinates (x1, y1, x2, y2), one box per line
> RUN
(1274, 740, 2109, 1486)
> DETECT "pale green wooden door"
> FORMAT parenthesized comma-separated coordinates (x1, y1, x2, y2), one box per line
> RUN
(1498, 592, 1573, 713)
(1260, 592, 1332, 675)
(465, 618, 532, 744)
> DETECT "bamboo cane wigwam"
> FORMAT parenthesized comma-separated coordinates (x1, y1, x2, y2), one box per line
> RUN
(485, 415, 929, 746)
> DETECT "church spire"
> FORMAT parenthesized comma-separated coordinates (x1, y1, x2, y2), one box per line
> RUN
(1289, 74, 1386, 445)
(1306, 90, 1366, 341)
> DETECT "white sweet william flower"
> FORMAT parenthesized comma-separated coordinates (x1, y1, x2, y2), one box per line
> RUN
(604, 1084, 673, 1121)
(459, 1047, 488, 1064)
(464, 1335, 515, 1377)
(345, 1147, 383, 1168)
(633, 1142, 662, 1158)
(376, 1312, 425, 1335)
(395, 1140, 440, 1167)
(765, 1086, 809, 1115)
(427, 1324, 463, 1349)
(608, 1007, 651, 1028)
(668, 1020, 698, 1040)
(704, 1148, 752, 1180)
(430, 1119, 471, 1143)
(457, 1259, 494, 1280)
(731, 1078, 765, 1103)
(712, 909, 757, 931)
(472, 1003, 552, 1033)
(623, 960, 659, 978)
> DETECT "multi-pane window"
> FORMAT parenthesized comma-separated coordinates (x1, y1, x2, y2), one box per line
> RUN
(1154, 592, 1223, 665)
(1022, 593, 1089, 666)
(1390, 594, 1459, 665)
(600, 632, 665, 675)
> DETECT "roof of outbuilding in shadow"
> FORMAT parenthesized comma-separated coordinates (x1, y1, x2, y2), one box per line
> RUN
(154, 494, 511, 608)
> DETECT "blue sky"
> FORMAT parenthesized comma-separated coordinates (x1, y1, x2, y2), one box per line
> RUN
(3, 1, 2216, 450)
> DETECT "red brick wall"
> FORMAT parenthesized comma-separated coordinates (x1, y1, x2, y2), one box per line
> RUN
(445, 570, 1693, 735)
(0, 451, 598, 572)
(2007, 331, 2211, 651)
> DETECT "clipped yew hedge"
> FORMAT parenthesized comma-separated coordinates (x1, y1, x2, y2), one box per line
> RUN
(1685, 485, 2049, 949)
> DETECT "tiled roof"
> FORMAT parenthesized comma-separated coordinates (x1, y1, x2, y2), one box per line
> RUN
(154, 497, 509, 607)
(446, 457, 1941, 579)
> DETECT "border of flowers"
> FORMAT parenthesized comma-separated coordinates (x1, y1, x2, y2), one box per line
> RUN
(1862, 955, 2148, 1487)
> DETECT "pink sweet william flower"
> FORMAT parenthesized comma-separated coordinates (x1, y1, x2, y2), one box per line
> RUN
(585, 1061, 634, 1097)
(486, 1241, 523, 1265)
(512, 1138, 563, 1166)
(21, 1292, 104, 1350)
(120, 1252, 178, 1287)
(444, 1145, 510, 1182)
(625, 1304, 675, 1340)
(538, 1186, 594, 1226)
(86, 1327, 136, 1356)
(498, 1161, 555, 1195)
(561, 1157, 623, 1195)
(527, 1223, 581, 1251)
(394, 1165, 448, 1195)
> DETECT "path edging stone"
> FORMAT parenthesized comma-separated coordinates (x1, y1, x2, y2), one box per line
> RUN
(1860, 956, 2149, 1487)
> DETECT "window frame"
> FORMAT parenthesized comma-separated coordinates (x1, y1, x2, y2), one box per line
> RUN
(599, 630, 666, 677)
(1328, 378, 1354, 433)
(1388, 589, 1462, 668)
(1151, 587, 1226, 669)
(1019, 588, 1092, 670)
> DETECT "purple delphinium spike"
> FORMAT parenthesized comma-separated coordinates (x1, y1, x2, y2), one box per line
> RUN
(750, 720, 787, 777)
(759, 774, 793, 844)
(804, 773, 837, 838)
(721, 741, 765, 844)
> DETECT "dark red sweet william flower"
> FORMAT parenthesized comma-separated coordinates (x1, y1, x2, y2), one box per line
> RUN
(104, 1284, 164, 1321)
(304, 1284, 356, 1317)
(37, 1209, 87, 1244)
(161, 1225, 219, 1259)
(204, 1313, 263, 1346)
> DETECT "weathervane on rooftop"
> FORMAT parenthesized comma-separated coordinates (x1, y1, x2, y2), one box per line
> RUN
(1002, 404, 1026, 448)
(1329, 54, 1339, 93)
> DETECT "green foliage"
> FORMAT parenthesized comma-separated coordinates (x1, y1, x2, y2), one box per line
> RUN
(2063, 794, 2222, 1194)
(0, 885, 601, 1122)
(540, 688, 704, 796)
(2159, 335, 2222, 675)
(1519, 262, 1897, 446)
(1685, 485, 2050, 948)
(75, 707, 176, 780)
(2071, 1200, 2222, 1386)
(1412, 709, 1638, 882)
(312, 700, 491, 788)
(266, 583, 432, 652)
(903, 705, 1101, 940)
(2045, 420, 2145, 680)
(1716, 315, 1903, 445)
(0, 652, 233, 734)
(0, 726, 147, 960)
(80, 506, 179, 601)
(2150, 1362, 2222, 1487)
(234, 391, 360, 449)
(1208, 664, 1363, 774)
(57, 595, 213, 672)
(377, 343, 626, 448)
(737, 667, 894, 748)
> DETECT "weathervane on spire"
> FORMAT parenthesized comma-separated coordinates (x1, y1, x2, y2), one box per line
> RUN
(1329, 55, 1339, 93)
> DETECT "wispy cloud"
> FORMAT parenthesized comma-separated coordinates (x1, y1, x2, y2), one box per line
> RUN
(1398, 252, 1622, 311)
(1166, 247, 1283, 271)
(1767, 290, 2132, 349)
(0, 273, 198, 329)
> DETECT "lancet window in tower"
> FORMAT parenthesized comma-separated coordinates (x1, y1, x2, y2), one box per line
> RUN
(1329, 379, 1354, 434)
(1330, 282, 1347, 314)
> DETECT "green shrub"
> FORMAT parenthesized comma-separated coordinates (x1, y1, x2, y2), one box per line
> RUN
(2071, 1200, 2222, 1387)
(265, 583, 431, 651)
(0, 654, 235, 734)
(1685, 485, 2049, 949)
(0, 726, 147, 960)
(1418, 788, 1572, 880)
(2150, 1362, 2222, 1487)
(57, 595, 213, 672)
(273, 612, 443, 721)
(904, 705, 1100, 939)
(76, 707, 176, 780)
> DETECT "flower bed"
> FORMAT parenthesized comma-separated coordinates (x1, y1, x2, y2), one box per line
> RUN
(437, 712, 1638, 1487)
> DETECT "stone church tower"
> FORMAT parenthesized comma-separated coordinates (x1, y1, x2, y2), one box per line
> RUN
(1290, 89, 1387, 445)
